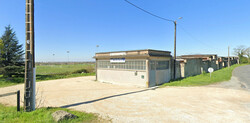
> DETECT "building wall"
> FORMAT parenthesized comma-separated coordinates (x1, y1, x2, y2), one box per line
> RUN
(171, 60, 182, 79)
(149, 59, 171, 87)
(210, 60, 218, 70)
(180, 62, 185, 78)
(183, 59, 202, 77)
(218, 61, 223, 69)
(201, 61, 209, 73)
(149, 70, 171, 87)
(97, 69, 148, 87)
(174, 57, 239, 80)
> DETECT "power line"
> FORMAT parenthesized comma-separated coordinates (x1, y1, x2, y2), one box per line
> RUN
(124, 0, 173, 22)
(124, 0, 223, 55)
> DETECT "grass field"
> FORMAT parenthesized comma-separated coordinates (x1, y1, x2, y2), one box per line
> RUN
(161, 64, 246, 87)
(0, 104, 100, 123)
(36, 63, 95, 75)
(0, 75, 18, 87)
(0, 63, 95, 88)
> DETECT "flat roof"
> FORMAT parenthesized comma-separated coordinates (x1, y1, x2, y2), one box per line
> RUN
(96, 49, 171, 54)
(180, 54, 217, 57)
(95, 49, 172, 59)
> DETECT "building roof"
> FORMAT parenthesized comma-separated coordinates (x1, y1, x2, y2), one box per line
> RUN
(95, 49, 172, 59)
(178, 54, 218, 61)
(180, 54, 217, 58)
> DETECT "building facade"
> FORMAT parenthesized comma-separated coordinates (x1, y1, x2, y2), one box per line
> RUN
(95, 49, 172, 87)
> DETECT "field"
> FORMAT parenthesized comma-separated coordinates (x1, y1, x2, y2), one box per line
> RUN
(161, 64, 246, 87)
(36, 63, 95, 75)
(0, 104, 100, 123)
(0, 63, 95, 88)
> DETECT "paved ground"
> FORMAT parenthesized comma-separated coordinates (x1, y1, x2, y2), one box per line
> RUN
(209, 65, 250, 91)
(232, 65, 250, 90)
(0, 66, 250, 123)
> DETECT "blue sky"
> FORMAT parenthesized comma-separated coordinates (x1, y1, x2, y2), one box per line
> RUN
(0, 0, 250, 62)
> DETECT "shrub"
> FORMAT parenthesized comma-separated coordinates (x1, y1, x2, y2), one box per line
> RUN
(72, 69, 88, 74)
(85, 66, 95, 73)
(240, 57, 249, 64)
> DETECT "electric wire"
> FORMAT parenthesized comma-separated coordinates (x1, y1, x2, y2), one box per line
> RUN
(124, 0, 173, 22)
(124, 0, 224, 55)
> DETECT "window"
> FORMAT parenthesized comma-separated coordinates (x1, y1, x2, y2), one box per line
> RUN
(150, 61, 169, 70)
(97, 60, 146, 70)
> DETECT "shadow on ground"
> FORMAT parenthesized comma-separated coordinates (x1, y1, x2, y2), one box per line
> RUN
(60, 88, 157, 108)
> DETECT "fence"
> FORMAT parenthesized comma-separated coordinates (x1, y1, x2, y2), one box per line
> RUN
(0, 90, 20, 111)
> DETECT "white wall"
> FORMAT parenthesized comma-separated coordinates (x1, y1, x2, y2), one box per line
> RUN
(97, 69, 148, 87)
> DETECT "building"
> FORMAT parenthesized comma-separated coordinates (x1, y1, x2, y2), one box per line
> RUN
(179, 54, 218, 61)
(179, 54, 218, 72)
(176, 58, 203, 78)
(94, 49, 172, 87)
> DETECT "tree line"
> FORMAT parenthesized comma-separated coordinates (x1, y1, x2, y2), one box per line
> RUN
(0, 25, 24, 77)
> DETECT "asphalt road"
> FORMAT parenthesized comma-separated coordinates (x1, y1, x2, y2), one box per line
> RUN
(233, 65, 250, 90)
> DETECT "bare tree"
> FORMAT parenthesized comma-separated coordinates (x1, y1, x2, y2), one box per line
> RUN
(245, 47, 250, 59)
(234, 45, 250, 63)
(233, 45, 247, 57)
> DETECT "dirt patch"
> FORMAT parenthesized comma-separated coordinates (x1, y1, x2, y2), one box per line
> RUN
(0, 76, 250, 122)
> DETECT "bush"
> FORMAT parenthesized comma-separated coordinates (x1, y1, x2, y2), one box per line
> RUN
(0, 67, 4, 75)
(71, 67, 95, 74)
(72, 69, 88, 74)
(240, 57, 249, 64)
(85, 66, 95, 73)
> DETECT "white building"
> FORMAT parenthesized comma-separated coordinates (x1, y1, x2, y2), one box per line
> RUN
(95, 49, 172, 87)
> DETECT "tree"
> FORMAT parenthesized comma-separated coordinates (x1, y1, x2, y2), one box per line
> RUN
(233, 45, 249, 64)
(0, 25, 24, 77)
(233, 45, 246, 57)
(0, 39, 3, 61)
(245, 47, 250, 59)
(0, 39, 4, 74)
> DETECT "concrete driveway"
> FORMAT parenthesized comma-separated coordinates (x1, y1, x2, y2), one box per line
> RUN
(1, 75, 250, 122)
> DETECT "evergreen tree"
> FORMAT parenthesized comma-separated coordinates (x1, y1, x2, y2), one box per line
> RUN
(0, 25, 24, 77)
(0, 39, 4, 74)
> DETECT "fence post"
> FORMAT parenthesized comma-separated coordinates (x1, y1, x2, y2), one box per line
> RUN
(17, 90, 20, 111)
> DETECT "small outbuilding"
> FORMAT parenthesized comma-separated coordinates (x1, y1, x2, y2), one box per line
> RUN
(94, 49, 172, 87)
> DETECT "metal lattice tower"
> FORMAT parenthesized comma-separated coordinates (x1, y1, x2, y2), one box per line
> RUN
(24, 0, 35, 112)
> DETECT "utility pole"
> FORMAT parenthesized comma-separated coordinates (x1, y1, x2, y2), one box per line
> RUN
(173, 21, 177, 80)
(173, 17, 182, 80)
(228, 46, 230, 68)
(24, 0, 36, 112)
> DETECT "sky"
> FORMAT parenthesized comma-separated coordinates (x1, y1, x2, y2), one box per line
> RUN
(0, 0, 250, 62)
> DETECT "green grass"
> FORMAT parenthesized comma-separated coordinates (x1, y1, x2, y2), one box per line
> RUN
(0, 63, 96, 88)
(0, 75, 24, 87)
(0, 104, 100, 123)
(161, 64, 247, 87)
(36, 64, 94, 75)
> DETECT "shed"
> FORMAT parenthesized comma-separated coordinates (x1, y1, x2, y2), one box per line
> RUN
(94, 49, 172, 87)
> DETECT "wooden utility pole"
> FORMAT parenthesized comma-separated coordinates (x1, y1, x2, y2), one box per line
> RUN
(24, 0, 36, 112)
(228, 46, 230, 68)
